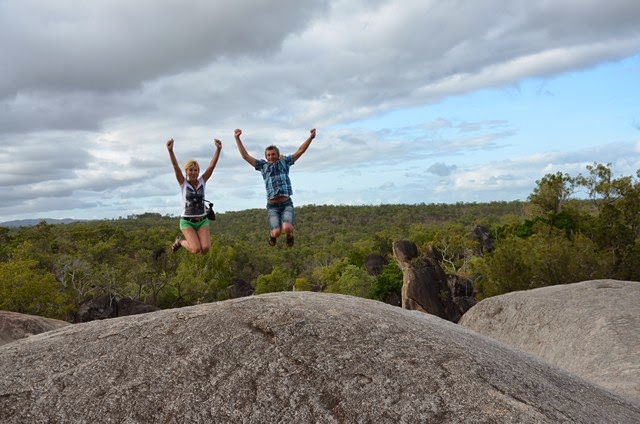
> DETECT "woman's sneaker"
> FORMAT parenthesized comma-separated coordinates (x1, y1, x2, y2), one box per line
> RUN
(172, 236, 184, 252)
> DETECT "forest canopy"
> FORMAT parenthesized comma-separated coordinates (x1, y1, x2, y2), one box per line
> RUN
(1, 163, 638, 321)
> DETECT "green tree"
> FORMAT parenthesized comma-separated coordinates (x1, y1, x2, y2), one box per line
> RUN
(294, 277, 313, 291)
(576, 163, 640, 278)
(471, 230, 611, 299)
(167, 242, 234, 305)
(0, 257, 71, 319)
(369, 262, 403, 301)
(254, 266, 290, 294)
(529, 172, 575, 216)
(327, 264, 374, 298)
(427, 224, 477, 274)
(528, 171, 578, 234)
(54, 254, 95, 306)
(0, 226, 13, 261)
(313, 259, 349, 293)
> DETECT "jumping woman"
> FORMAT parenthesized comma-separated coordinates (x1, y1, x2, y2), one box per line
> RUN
(166, 137, 222, 254)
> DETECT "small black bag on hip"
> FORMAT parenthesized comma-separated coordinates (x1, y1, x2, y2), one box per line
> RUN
(205, 200, 216, 221)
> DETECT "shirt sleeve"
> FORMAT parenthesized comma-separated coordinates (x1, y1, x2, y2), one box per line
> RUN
(254, 159, 266, 171)
(285, 155, 295, 166)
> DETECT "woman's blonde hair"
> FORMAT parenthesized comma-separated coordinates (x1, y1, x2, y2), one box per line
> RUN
(183, 160, 200, 172)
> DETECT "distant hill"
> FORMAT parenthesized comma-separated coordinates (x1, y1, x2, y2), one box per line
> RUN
(0, 218, 82, 228)
(0, 202, 526, 230)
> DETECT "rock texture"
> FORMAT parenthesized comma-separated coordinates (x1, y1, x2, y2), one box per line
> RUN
(228, 277, 256, 298)
(1, 292, 639, 423)
(0, 310, 69, 346)
(473, 224, 494, 253)
(364, 253, 387, 276)
(459, 279, 640, 404)
(118, 297, 161, 317)
(73, 294, 160, 322)
(392, 240, 466, 322)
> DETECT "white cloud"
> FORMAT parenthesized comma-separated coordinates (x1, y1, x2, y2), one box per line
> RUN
(1, 0, 640, 221)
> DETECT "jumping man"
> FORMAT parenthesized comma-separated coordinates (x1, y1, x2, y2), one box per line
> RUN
(234, 128, 317, 247)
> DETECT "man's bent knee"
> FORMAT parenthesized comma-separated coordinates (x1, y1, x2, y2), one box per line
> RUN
(271, 228, 282, 237)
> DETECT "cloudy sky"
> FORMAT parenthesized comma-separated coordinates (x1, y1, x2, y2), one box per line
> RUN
(1, 0, 639, 223)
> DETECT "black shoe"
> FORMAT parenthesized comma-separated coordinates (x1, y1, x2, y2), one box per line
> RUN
(286, 235, 294, 247)
(172, 236, 183, 252)
(268, 236, 277, 247)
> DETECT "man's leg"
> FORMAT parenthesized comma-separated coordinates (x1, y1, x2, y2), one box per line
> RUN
(267, 205, 282, 246)
(282, 201, 295, 246)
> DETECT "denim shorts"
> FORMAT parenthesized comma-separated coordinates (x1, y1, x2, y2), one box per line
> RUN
(267, 198, 294, 230)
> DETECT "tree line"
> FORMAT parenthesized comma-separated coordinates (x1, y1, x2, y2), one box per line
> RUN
(1, 163, 638, 321)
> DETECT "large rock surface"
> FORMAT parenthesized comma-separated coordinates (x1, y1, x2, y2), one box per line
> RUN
(0, 310, 69, 346)
(459, 279, 640, 403)
(1, 292, 639, 423)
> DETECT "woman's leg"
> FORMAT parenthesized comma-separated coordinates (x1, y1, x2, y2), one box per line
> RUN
(197, 224, 211, 254)
(180, 227, 203, 254)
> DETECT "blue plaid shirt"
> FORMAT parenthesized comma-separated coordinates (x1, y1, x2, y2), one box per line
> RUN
(255, 155, 295, 200)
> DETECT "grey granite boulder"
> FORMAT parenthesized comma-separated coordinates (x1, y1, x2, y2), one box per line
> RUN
(459, 279, 640, 403)
(392, 240, 461, 322)
(1, 292, 639, 423)
(0, 310, 69, 346)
